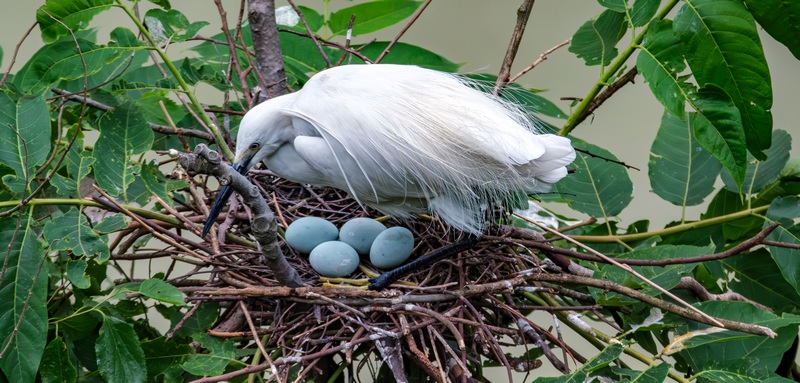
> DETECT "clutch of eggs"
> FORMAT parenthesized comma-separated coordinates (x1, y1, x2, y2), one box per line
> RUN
(284, 217, 414, 277)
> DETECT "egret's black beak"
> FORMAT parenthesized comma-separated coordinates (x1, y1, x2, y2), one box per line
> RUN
(200, 155, 254, 238)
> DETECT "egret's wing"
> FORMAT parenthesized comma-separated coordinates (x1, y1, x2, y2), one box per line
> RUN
(284, 64, 574, 233)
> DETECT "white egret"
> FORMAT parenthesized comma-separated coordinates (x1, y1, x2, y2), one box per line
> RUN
(202, 64, 575, 288)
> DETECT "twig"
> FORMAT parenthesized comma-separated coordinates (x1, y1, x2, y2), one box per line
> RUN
(507, 39, 571, 85)
(238, 301, 282, 382)
(493, 0, 536, 96)
(214, 0, 252, 105)
(0, 21, 37, 89)
(517, 215, 725, 328)
(571, 67, 638, 128)
(375, 0, 431, 63)
(286, 0, 331, 67)
(49, 88, 214, 141)
(676, 277, 772, 312)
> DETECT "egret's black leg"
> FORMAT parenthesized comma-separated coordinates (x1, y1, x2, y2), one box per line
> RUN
(368, 234, 480, 290)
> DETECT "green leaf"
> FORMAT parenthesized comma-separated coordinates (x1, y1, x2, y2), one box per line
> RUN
(169, 303, 219, 339)
(636, 19, 691, 119)
(141, 161, 189, 208)
(52, 131, 95, 197)
(67, 259, 92, 289)
(702, 189, 763, 241)
(553, 138, 633, 219)
(354, 42, 460, 72)
(0, 90, 51, 195)
(675, 0, 773, 159)
(649, 110, 721, 206)
(569, 9, 626, 66)
(629, 0, 660, 27)
(631, 363, 670, 383)
(535, 344, 623, 383)
(93, 214, 128, 234)
(765, 196, 800, 295)
(690, 87, 747, 188)
(743, 0, 800, 60)
(93, 102, 154, 200)
(601, 245, 709, 294)
(140, 278, 185, 305)
(37, 0, 115, 43)
(181, 332, 236, 376)
(143, 8, 209, 43)
(40, 337, 77, 383)
(675, 301, 800, 374)
(597, 0, 626, 12)
(596, 0, 661, 30)
(721, 129, 792, 195)
(0, 211, 48, 383)
(329, 0, 422, 36)
(142, 337, 190, 381)
(709, 250, 800, 314)
(44, 207, 111, 262)
(147, 0, 171, 10)
(12, 37, 124, 94)
(96, 316, 147, 383)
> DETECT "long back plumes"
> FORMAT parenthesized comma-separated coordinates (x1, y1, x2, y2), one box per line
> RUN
(262, 64, 575, 234)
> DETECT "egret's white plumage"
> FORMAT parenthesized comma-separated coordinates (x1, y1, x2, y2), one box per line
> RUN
(224, 64, 575, 235)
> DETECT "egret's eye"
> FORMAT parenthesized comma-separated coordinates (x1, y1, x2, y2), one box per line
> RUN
(249, 142, 260, 150)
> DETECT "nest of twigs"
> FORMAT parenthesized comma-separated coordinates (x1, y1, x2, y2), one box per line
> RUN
(164, 146, 773, 383)
(166, 147, 590, 382)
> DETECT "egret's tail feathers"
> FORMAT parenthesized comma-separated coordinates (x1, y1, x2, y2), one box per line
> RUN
(429, 194, 483, 235)
(517, 134, 576, 191)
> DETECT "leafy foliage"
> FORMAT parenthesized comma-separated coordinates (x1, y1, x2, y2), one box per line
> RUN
(0, 0, 798, 382)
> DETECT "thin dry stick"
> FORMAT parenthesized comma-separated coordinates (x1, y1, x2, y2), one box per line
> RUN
(375, 0, 432, 63)
(92, 185, 211, 262)
(0, 22, 37, 88)
(286, 0, 331, 67)
(238, 301, 282, 383)
(516, 214, 725, 327)
(507, 39, 571, 85)
(493, 0, 536, 95)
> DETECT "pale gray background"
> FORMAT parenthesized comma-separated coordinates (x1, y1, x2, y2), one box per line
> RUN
(1, 1, 798, 378)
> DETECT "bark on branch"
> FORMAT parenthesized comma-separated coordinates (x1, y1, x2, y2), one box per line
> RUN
(179, 144, 303, 287)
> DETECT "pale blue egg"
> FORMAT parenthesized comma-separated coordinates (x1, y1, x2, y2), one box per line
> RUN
(309, 241, 360, 277)
(369, 227, 414, 269)
(284, 217, 338, 254)
(339, 218, 387, 256)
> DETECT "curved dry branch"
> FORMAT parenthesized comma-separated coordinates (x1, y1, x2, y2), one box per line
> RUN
(179, 144, 303, 287)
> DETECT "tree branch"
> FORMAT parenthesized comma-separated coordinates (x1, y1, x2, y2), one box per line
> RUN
(179, 144, 303, 287)
(493, 0, 536, 95)
(248, 0, 287, 101)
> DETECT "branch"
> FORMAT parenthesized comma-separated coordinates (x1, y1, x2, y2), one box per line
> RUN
(559, 0, 680, 136)
(493, 0, 536, 95)
(570, 67, 638, 128)
(248, 0, 288, 100)
(375, 0, 432, 63)
(49, 88, 214, 141)
(676, 277, 772, 312)
(179, 144, 303, 287)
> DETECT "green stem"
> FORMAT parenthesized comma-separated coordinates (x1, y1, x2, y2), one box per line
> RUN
(3, 198, 256, 247)
(570, 205, 770, 243)
(0, 198, 178, 224)
(115, 1, 235, 161)
(559, 0, 680, 136)
(536, 294, 691, 383)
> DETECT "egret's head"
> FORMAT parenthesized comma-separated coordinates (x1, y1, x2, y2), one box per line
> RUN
(201, 96, 294, 238)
